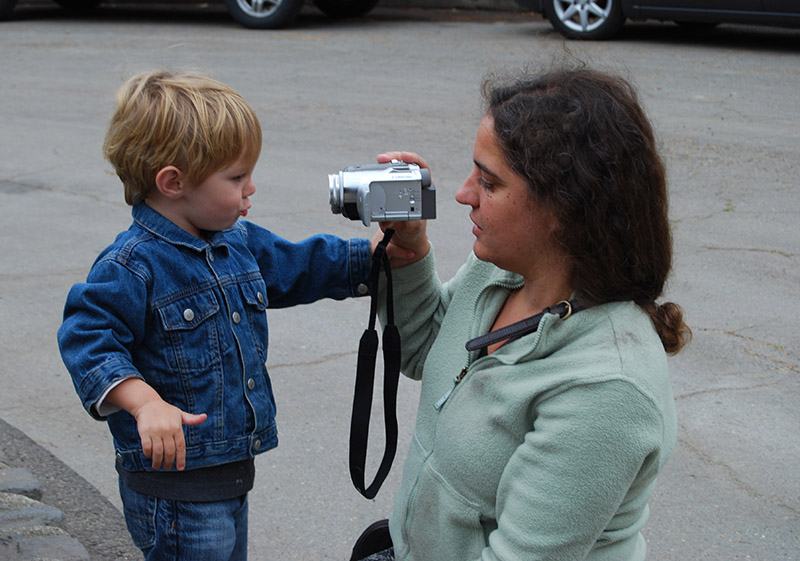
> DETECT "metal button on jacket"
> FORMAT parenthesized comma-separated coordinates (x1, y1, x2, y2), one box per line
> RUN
(183, 309, 195, 322)
(232, 312, 241, 324)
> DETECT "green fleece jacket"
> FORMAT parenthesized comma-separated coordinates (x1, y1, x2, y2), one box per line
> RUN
(379, 250, 677, 561)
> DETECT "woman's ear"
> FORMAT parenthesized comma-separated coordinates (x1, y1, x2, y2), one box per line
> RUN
(154, 166, 185, 200)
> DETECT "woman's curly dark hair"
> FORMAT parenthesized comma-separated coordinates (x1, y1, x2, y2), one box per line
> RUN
(484, 66, 690, 354)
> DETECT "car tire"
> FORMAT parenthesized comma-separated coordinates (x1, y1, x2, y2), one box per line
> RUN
(545, 0, 624, 40)
(223, 0, 305, 29)
(53, 0, 101, 12)
(0, 0, 19, 20)
(312, 0, 381, 19)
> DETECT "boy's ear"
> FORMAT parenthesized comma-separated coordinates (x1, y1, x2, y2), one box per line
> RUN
(154, 166, 186, 200)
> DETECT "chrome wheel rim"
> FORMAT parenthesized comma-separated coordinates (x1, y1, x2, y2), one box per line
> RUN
(553, 0, 613, 33)
(234, 0, 281, 18)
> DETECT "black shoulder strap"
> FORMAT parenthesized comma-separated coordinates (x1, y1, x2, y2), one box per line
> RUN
(465, 299, 585, 352)
(349, 229, 401, 499)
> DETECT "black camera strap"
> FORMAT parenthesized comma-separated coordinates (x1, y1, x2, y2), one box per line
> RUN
(349, 228, 401, 499)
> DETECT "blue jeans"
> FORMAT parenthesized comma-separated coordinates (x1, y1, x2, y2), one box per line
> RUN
(119, 478, 248, 561)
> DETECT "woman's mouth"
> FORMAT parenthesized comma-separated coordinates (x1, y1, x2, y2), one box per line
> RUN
(470, 216, 482, 236)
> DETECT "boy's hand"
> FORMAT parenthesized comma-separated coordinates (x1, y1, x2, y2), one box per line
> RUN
(374, 151, 432, 267)
(133, 399, 207, 471)
(106, 378, 207, 471)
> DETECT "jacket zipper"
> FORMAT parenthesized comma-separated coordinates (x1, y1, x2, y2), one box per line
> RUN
(433, 365, 469, 410)
(433, 277, 523, 411)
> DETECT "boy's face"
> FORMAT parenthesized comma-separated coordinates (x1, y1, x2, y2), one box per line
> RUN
(178, 152, 256, 237)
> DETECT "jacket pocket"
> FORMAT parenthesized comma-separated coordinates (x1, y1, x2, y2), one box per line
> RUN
(403, 460, 485, 561)
(239, 277, 269, 311)
(119, 480, 157, 550)
(155, 289, 222, 375)
(238, 278, 269, 359)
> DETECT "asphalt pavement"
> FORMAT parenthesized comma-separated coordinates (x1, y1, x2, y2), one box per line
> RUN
(1, 3, 798, 560)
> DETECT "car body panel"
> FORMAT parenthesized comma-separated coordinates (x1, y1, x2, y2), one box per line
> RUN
(630, 1, 800, 26)
(633, 0, 762, 10)
(761, 0, 799, 13)
(527, 0, 800, 33)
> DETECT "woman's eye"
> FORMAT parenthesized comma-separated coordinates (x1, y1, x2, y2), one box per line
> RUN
(478, 176, 494, 190)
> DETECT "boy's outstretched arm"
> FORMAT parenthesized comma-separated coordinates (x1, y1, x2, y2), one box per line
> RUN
(106, 378, 207, 471)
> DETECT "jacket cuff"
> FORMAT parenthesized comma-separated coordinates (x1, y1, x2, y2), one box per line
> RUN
(349, 237, 373, 297)
(80, 358, 143, 420)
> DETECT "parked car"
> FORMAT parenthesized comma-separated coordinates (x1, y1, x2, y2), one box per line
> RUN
(0, 0, 382, 28)
(521, 0, 800, 40)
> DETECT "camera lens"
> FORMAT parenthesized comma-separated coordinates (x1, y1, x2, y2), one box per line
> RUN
(329, 173, 343, 214)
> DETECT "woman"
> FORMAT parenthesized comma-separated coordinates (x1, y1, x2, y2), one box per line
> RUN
(364, 66, 690, 561)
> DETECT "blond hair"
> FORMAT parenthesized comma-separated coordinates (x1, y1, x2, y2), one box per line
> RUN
(103, 70, 262, 205)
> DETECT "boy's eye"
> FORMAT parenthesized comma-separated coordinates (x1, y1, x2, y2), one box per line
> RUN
(478, 175, 494, 190)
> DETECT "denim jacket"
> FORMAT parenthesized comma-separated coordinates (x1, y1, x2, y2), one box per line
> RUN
(58, 203, 371, 472)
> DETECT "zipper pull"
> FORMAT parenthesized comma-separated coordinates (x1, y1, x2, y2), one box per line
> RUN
(434, 366, 468, 410)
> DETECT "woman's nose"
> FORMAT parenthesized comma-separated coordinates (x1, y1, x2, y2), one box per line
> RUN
(455, 177, 476, 207)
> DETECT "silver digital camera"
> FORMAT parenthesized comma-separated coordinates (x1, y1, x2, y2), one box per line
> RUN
(328, 160, 436, 227)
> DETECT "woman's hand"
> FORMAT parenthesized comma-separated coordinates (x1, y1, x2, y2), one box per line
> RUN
(377, 151, 429, 169)
(371, 221, 429, 268)
(373, 151, 432, 267)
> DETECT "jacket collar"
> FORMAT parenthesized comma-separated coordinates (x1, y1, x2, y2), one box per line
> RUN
(132, 202, 234, 252)
(470, 255, 580, 364)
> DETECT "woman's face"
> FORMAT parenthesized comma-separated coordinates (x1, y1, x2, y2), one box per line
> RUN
(455, 115, 564, 279)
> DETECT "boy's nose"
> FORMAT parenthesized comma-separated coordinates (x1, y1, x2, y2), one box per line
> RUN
(245, 179, 256, 197)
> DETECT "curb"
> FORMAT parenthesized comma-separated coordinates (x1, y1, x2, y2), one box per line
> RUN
(0, 418, 141, 561)
(0, 454, 90, 560)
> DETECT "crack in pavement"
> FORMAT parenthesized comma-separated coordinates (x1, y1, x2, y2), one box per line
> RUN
(268, 350, 358, 370)
(678, 433, 800, 519)
(703, 246, 795, 259)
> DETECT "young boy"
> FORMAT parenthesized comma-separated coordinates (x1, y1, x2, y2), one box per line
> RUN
(57, 70, 372, 560)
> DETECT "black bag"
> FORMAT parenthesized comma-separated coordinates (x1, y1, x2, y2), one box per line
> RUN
(349, 519, 392, 561)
